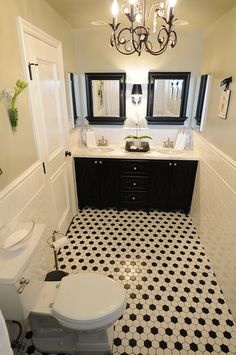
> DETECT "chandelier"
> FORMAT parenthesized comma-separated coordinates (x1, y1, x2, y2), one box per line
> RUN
(110, 0, 178, 56)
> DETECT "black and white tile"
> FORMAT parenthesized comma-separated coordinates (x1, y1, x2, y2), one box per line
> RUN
(20, 208, 236, 354)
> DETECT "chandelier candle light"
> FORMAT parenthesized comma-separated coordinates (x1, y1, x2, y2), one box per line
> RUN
(110, 0, 178, 56)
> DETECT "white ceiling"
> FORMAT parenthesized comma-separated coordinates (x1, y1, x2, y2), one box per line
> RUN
(46, 0, 236, 30)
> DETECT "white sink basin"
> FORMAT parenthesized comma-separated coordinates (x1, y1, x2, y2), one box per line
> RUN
(156, 148, 184, 155)
(87, 147, 114, 153)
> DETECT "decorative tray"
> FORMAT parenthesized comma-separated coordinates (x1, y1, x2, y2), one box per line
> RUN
(125, 141, 150, 152)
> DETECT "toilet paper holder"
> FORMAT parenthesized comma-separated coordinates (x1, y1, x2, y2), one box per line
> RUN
(47, 231, 68, 271)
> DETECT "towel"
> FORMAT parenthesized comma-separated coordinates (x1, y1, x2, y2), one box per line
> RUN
(0, 310, 13, 355)
(86, 131, 96, 148)
(175, 131, 187, 150)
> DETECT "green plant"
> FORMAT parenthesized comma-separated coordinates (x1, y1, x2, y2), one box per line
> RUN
(8, 80, 28, 132)
(125, 135, 152, 140)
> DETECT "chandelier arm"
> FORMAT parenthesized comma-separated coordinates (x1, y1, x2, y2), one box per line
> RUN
(144, 26, 171, 55)
(146, 1, 161, 25)
(113, 27, 137, 55)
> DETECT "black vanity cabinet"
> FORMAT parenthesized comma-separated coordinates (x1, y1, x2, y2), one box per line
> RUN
(74, 158, 119, 209)
(150, 160, 198, 213)
(74, 158, 198, 213)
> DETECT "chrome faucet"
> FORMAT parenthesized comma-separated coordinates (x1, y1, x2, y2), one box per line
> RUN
(163, 137, 174, 148)
(98, 136, 108, 147)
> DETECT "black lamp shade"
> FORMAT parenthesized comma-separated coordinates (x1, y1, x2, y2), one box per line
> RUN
(131, 84, 142, 95)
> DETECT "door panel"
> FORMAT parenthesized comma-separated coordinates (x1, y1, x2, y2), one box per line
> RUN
(150, 161, 172, 209)
(169, 161, 198, 213)
(100, 159, 118, 207)
(38, 59, 62, 155)
(24, 33, 72, 233)
(51, 165, 70, 230)
(74, 159, 100, 208)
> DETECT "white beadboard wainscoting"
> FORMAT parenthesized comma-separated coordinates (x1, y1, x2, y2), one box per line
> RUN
(191, 132, 236, 321)
(0, 161, 53, 268)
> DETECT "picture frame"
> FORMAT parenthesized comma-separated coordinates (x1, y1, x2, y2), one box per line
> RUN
(218, 89, 231, 119)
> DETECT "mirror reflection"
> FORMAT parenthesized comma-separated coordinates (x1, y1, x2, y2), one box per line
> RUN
(92, 80, 119, 117)
(85, 72, 126, 124)
(153, 79, 183, 117)
(147, 72, 191, 125)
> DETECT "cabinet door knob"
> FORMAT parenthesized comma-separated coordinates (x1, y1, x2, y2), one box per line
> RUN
(133, 182, 137, 186)
(133, 166, 137, 171)
(94, 160, 98, 164)
(132, 196, 136, 200)
(174, 163, 177, 166)
(169, 162, 172, 166)
(99, 161, 102, 164)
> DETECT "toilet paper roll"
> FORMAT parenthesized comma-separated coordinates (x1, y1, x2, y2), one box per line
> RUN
(52, 237, 68, 251)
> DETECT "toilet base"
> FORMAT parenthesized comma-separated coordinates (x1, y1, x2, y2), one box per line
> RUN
(29, 313, 113, 355)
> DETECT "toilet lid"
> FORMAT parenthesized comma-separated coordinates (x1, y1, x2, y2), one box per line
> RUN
(52, 273, 126, 329)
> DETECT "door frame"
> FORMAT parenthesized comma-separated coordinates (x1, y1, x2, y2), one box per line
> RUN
(17, 17, 77, 219)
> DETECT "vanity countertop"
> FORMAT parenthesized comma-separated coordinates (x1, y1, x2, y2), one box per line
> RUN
(72, 145, 200, 161)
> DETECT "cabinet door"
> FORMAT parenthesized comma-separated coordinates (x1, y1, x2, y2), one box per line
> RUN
(150, 161, 172, 209)
(169, 160, 198, 213)
(100, 159, 119, 207)
(74, 158, 100, 208)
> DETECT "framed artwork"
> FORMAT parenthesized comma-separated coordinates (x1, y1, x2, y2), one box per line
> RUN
(218, 89, 231, 119)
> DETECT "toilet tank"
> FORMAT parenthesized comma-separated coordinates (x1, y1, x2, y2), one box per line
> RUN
(0, 225, 49, 320)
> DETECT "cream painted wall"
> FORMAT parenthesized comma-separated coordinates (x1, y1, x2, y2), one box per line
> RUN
(75, 27, 202, 82)
(201, 6, 236, 160)
(0, 0, 76, 191)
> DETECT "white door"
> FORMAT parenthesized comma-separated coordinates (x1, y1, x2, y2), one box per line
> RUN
(20, 23, 73, 233)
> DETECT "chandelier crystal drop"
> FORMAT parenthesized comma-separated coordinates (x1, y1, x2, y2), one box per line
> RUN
(110, 0, 178, 56)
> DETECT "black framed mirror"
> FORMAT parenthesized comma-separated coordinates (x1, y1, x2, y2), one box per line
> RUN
(67, 72, 79, 127)
(85, 72, 126, 125)
(195, 74, 209, 126)
(147, 72, 191, 125)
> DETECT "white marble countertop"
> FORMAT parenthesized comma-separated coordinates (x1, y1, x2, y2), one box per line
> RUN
(72, 145, 200, 161)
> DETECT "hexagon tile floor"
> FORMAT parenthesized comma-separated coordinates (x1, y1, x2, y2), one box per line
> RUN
(19, 208, 236, 355)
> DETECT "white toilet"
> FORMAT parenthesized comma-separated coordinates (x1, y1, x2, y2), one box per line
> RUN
(30, 272, 127, 355)
(0, 225, 126, 354)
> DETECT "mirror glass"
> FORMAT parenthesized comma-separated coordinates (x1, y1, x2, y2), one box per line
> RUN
(85, 73, 126, 125)
(153, 79, 183, 117)
(92, 80, 119, 117)
(147, 72, 191, 125)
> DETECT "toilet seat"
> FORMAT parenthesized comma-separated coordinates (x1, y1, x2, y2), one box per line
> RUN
(51, 273, 126, 330)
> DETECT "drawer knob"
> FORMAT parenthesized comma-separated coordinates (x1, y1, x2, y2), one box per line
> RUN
(174, 163, 177, 166)
(133, 182, 137, 186)
(132, 196, 136, 200)
(17, 278, 30, 294)
(133, 167, 137, 171)
(99, 161, 102, 164)
(95, 160, 98, 164)
(169, 163, 172, 166)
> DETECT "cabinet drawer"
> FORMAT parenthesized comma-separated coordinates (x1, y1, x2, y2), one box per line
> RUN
(120, 176, 149, 190)
(120, 190, 148, 205)
(120, 160, 149, 175)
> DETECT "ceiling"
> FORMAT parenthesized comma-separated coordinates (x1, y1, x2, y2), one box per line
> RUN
(46, 0, 236, 30)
